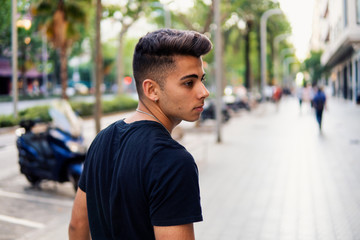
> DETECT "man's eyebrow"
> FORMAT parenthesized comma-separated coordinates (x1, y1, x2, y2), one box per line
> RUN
(201, 73, 206, 81)
(180, 73, 206, 81)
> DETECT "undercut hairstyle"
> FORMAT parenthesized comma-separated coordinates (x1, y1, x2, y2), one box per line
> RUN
(132, 29, 212, 98)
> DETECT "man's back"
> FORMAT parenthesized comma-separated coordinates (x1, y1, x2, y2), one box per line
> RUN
(79, 120, 202, 239)
(69, 28, 212, 240)
(313, 90, 326, 111)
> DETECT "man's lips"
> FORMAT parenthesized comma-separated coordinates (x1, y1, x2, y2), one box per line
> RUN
(194, 105, 204, 112)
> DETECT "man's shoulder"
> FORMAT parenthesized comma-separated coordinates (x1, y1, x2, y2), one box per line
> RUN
(123, 121, 183, 152)
(317, 92, 326, 100)
(97, 119, 124, 134)
(314, 91, 325, 98)
(152, 140, 194, 167)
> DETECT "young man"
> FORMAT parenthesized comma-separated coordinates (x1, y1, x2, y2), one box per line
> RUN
(69, 29, 212, 239)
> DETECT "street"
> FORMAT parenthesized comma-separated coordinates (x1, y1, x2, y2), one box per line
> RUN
(0, 111, 132, 240)
(194, 97, 360, 240)
(0, 96, 359, 239)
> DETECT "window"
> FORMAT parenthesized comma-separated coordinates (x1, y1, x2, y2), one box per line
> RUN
(357, 0, 360, 24)
(344, 0, 348, 27)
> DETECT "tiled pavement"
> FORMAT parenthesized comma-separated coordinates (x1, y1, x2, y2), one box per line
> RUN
(183, 97, 360, 240)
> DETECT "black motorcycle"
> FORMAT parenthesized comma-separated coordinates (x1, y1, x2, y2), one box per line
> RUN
(200, 100, 231, 123)
(15, 100, 86, 192)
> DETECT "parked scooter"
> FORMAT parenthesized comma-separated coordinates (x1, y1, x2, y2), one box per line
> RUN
(15, 100, 86, 192)
(200, 100, 231, 123)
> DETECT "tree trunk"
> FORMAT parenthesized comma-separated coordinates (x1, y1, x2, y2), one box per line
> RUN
(21, 50, 27, 95)
(244, 20, 253, 91)
(269, 33, 275, 84)
(116, 31, 125, 95)
(59, 46, 68, 99)
(114, 9, 142, 95)
(94, 0, 103, 133)
(244, 31, 250, 90)
(256, 30, 261, 90)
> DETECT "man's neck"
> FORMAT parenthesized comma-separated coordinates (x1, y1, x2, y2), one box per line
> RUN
(134, 101, 176, 134)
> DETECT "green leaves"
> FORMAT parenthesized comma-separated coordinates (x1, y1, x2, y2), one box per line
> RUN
(303, 50, 326, 85)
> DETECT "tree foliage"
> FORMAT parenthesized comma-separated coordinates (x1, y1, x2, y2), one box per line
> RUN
(166, 0, 292, 91)
(0, 0, 12, 56)
(1, 0, 295, 98)
(103, 0, 158, 94)
(303, 50, 327, 85)
(31, 0, 91, 99)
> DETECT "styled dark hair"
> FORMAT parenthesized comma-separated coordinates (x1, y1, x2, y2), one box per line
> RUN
(132, 29, 212, 98)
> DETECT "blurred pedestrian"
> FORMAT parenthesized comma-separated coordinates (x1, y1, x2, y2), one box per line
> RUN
(303, 83, 317, 111)
(272, 85, 282, 102)
(272, 85, 282, 111)
(296, 86, 304, 111)
(68, 29, 212, 240)
(312, 85, 327, 131)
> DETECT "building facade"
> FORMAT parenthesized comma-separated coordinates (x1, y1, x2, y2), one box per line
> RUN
(312, 0, 360, 104)
(0, 58, 44, 95)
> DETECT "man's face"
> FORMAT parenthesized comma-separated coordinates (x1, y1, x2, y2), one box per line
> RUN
(158, 55, 210, 123)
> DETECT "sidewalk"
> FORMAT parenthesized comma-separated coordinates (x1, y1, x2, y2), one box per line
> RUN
(11, 96, 360, 240)
(188, 97, 360, 240)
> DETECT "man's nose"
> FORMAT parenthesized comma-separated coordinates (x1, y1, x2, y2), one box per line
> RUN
(198, 83, 210, 99)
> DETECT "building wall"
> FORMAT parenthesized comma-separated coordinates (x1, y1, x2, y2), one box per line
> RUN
(313, 0, 360, 103)
(328, 49, 360, 103)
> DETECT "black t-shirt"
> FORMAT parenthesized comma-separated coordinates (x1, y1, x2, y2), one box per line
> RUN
(313, 90, 326, 110)
(79, 120, 202, 239)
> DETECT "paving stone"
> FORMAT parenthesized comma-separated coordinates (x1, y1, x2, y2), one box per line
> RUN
(194, 97, 360, 240)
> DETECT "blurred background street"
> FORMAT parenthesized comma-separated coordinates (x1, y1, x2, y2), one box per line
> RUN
(194, 97, 360, 240)
(1, 0, 360, 239)
(1, 96, 359, 239)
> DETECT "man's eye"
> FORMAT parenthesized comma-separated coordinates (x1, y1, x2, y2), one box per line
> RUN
(185, 81, 194, 87)
(201, 77, 206, 82)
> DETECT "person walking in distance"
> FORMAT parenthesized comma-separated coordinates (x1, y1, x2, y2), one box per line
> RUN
(296, 86, 304, 112)
(68, 29, 212, 240)
(312, 85, 327, 131)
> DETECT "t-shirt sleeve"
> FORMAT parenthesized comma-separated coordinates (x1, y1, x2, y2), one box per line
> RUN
(78, 134, 98, 193)
(78, 149, 89, 193)
(146, 147, 203, 226)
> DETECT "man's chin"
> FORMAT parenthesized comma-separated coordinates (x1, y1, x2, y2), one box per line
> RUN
(183, 115, 201, 122)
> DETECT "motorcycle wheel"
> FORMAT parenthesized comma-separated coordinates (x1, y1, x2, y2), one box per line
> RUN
(25, 174, 40, 185)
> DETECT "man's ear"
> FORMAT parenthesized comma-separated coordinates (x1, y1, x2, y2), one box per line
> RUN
(142, 79, 159, 102)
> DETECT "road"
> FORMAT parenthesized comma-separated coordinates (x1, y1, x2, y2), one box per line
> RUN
(0, 110, 133, 240)
(0, 96, 359, 239)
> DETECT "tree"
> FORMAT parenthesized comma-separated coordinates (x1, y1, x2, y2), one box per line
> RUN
(159, 1, 217, 88)
(0, 0, 12, 57)
(303, 50, 326, 85)
(104, 0, 157, 94)
(171, 0, 214, 34)
(0, 0, 45, 95)
(267, 14, 292, 84)
(167, 0, 291, 91)
(237, 0, 268, 90)
(31, 0, 91, 99)
(94, 0, 103, 133)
